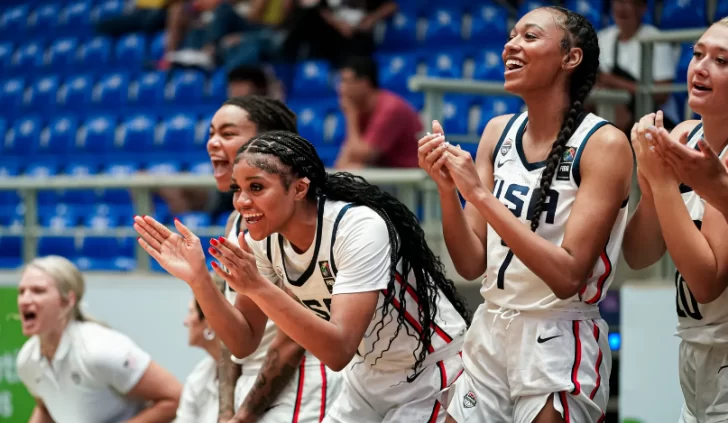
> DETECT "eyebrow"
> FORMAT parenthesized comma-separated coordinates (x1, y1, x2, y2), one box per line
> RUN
(695, 41, 727, 52)
(209, 122, 239, 132)
(509, 22, 545, 34)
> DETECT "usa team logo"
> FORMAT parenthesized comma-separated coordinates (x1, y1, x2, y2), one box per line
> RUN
(562, 147, 577, 162)
(318, 261, 333, 278)
(463, 391, 476, 408)
(500, 139, 512, 155)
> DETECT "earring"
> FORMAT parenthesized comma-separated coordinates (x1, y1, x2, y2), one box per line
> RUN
(203, 328, 215, 341)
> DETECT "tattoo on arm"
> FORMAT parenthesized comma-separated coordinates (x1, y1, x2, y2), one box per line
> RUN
(240, 344, 304, 417)
(218, 341, 241, 420)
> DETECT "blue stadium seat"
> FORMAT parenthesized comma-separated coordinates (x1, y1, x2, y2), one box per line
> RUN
(39, 203, 79, 227)
(120, 114, 156, 155)
(27, 75, 60, 110)
(178, 212, 211, 230)
(292, 60, 333, 98)
(150, 31, 166, 61)
(0, 5, 29, 39)
(115, 33, 147, 65)
(377, 52, 418, 94)
(30, 3, 60, 34)
(565, 0, 603, 30)
(291, 103, 325, 143)
(442, 95, 472, 135)
(169, 69, 205, 103)
(324, 110, 346, 145)
(59, 0, 92, 34)
(660, 0, 707, 29)
(161, 113, 196, 152)
(76, 114, 116, 156)
(424, 8, 462, 45)
(133, 71, 166, 106)
(60, 74, 94, 109)
(0, 42, 15, 73)
(76, 236, 136, 271)
(95, 72, 130, 107)
(675, 43, 693, 83)
(518, 0, 548, 17)
(6, 116, 41, 156)
(95, 0, 125, 22)
(47, 38, 79, 70)
(716, 1, 728, 22)
(146, 161, 182, 175)
(0, 236, 22, 269)
(38, 236, 78, 257)
(189, 161, 212, 175)
(210, 68, 228, 102)
(40, 116, 78, 156)
(60, 160, 98, 205)
(0, 77, 26, 111)
(472, 46, 505, 81)
(25, 162, 58, 179)
(427, 51, 464, 79)
(470, 3, 509, 42)
(479, 96, 523, 132)
(381, 12, 418, 50)
(79, 37, 113, 69)
(13, 40, 45, 70)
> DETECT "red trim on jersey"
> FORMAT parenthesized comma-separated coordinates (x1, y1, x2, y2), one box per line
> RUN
(292, 355, 306, 423)
(585, 248, 612, 304)
(319, 363, 327, 422)
(570, 321, 582, 395)
(426, 360, 448, 423)
(559, 391, 571, 423)
(394, 272, 455, 345)
(384, 288, 435, 353)
(589, 321, 603, 400)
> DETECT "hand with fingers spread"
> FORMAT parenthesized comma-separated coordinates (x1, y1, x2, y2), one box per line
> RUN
(441, 142, 485, 204)
(134, 216, 209, 284)
(417, 120, 455, 191)
(209, 233, 266, 295)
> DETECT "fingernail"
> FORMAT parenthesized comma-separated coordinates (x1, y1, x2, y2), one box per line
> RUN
(211, 261, 218, 268)
(208, 247, 216, 255)
(218, 236, 225, 242)
(174, 217, 179, 222)
(646, 133, 652, 140)
(210, 238, 218, 246)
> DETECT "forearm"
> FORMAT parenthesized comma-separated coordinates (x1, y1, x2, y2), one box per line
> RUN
(189, 275, 257, 358)
(218, 341, 242, 421)
(440, 190, 487, 279)
(236, 332, 305, 420)
(653, 185, 723, 303)
(123, 399, 179, 423)
(471, 191, 581, 298)
(363, 2, 397, 24)
(622, 198, 666, 269)
(247, 283, 353, 371)
(28, 406, 53, 423)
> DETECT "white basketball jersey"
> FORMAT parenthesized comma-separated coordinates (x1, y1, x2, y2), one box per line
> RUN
(482, 112, 629, 312)
(252, 199, 467, 372)
(225, 214, 278, 371)
(675, 122, 728, 345)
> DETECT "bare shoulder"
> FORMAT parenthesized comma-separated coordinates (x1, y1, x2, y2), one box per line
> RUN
(671, 119, 702, 136)
(581, 124, 633, 186)
(476, 113, 517, 161)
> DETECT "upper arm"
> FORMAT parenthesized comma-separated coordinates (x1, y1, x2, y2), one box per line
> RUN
(701, 204, 728, 283)
(125, 361, 182, 404)
(670, 120, 701, 138)
(562, 125, 634, 280)
(463, 114, 514, 247)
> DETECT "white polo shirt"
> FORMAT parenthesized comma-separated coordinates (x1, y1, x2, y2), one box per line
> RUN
(598, 24, 677, 82)
(16, 320, 151, 423)
(174, 356, 218, 423)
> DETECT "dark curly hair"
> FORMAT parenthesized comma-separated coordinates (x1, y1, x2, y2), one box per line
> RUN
(223, 95, 297, 134)
(529, 7, 600, 232)
(235, 131, 471, 380)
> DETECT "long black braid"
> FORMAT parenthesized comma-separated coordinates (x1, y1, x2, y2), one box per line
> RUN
(236, 131, 471, 381)
(223, 95, 297, 133)
(530, 7, 600, 232)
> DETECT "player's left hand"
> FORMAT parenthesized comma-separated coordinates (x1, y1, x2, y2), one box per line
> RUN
(632, 121, 676, 187)
(442, 142, 485, 203)
(209, 233, 265, 294)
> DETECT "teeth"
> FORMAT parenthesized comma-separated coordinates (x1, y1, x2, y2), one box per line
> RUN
(506, 59, 525, 69)
(243, 213, 263, 219)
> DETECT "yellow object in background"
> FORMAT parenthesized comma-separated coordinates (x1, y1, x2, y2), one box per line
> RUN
(135, 0, 167, 9)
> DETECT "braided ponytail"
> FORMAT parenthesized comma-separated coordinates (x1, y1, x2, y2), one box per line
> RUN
(530, 7, 600, 232)
(236, 131, 471, 381)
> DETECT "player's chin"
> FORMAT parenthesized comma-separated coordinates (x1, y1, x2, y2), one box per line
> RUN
(245, 223, 271, 241)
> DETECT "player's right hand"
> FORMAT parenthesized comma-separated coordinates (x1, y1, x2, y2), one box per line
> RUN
(418, 120, 456, 192)
(133, 215, 209, 286)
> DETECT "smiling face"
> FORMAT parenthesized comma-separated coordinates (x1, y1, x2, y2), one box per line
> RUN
(230, 153, 309, 240)
(687, 23, 728, 116)
(502, 9, 574, 95)
(207, 105, 259, 192)
(17, 267, 70, 337)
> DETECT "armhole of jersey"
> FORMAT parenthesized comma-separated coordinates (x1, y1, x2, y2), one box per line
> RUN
(572, 120, 611, 186)
(329, 204, 354, 277)
(687, 122, 704, 145)
(266, 235, 273, 263)
(491, 113, 520, 164)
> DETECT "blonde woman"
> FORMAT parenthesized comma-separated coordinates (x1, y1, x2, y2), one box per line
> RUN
(16, 255, 182, 423)
(175, 273, 225, 423)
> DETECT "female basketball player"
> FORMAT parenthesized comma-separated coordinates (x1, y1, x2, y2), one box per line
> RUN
(175, 273, 226, 422)
(420, 7, 633, 422)
(133, 130, 470, 422)
(622, 18, 728, 423)
(16, 255, 181, 423)
(204, 95, 341, 423)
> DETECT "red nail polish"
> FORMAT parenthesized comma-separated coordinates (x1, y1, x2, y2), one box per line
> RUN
(210, 238, 218, 246)
(218, 236, 225, 242)
(174, 217, 179, 222)
(211, 261, 218, 268)
(208, 247, 215, 255)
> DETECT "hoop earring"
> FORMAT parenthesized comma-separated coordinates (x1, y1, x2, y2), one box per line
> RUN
(203, 328, 215, 341)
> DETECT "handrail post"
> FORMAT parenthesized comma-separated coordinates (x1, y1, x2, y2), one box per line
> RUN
(131, 187, 154, 272)
(22, 188, 38, 263)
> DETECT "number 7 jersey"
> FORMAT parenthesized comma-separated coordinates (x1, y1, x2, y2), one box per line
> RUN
(482, 112, 630, 312)
(675, 122, 728, 345)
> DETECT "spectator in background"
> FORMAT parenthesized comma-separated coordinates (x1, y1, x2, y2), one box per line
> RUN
(282, 0, 397, 65)
(334, 56, 422, 169)
(96, 0, 171, 37)
(596, 0, 679, 133)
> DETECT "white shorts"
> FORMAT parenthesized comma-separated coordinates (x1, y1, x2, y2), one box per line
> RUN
(234, 353, 343, 423)
(678, 340, 728, 423)
(447, 304, 611, 423)
(323, 347, 464, 423)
